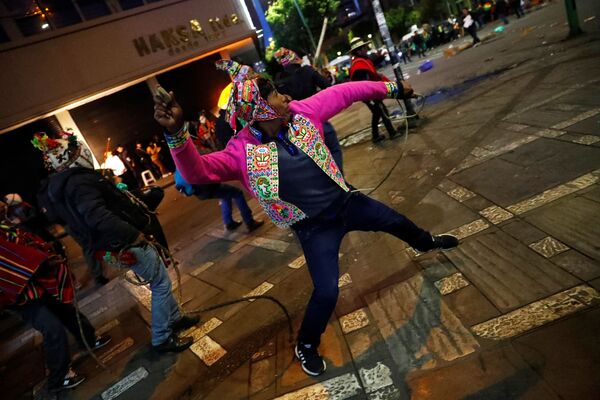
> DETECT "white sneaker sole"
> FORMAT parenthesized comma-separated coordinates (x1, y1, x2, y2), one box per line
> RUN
(294, 345, 326, 376)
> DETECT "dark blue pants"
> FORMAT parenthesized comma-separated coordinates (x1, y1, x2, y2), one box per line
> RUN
(292, 192, 432, 345)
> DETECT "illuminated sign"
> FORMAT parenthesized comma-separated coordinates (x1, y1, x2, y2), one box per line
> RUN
(132, 13, 242, 57)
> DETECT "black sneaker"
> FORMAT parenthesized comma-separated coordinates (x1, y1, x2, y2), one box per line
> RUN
(171, 315, 200, 333)
(50, 368, 85, 392)
(295, 342, 326, 376)
(153, 334, 193, 353)
(247, 219, 264, 233)
(415, 234, 459, 254)
(226, 221, 242, 231)
(372, 135, 385, 144)
(92, 335, 112, 350)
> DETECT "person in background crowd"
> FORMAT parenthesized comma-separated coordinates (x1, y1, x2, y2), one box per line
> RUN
(483, 1, 493, 23)
(2, 193, 63, 254)
(101, 150, 126, 177)
(476, 2, 486, 27)
(146, 141, 170, 178)
(193, 110, 219, 153)
(495, 0, 510, 24)
(462, 7, 482, 46)
(412, 32, 426, 58)
(3, 192, 109, 287)
(33, 131, 196, 353)
(273, 49, 344, 170)
(320, 67, 335, 85)
(114, 145, 140, 188)
(154, 60, 458, 377)
(349, 36, 400, 143)
(509, 0, 524, 18)
(215, 106, 235, 148)
(134, 142, 159, 180)
(175, 170, 263, 232)
(0, 201, 111, 394)
(400, 41, 412, 64)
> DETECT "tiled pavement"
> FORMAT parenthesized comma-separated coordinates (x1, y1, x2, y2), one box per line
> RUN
(2, 5, 600, 400)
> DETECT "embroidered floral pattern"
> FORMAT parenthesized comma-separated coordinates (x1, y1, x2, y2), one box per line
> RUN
(246, 116, 349, 228)
(246, 142, 306, 228)
(288, 115, 349, 192)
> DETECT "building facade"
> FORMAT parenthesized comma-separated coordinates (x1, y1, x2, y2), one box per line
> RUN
(0, 0, 258, 199)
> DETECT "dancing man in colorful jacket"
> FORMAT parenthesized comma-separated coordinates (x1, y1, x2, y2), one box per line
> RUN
(153, 61, 459, 376)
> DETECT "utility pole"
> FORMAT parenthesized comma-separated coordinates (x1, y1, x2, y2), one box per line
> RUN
(564, 0, 583, 37)
(291, 0, 317, 53)
(370, 0, 418, 118)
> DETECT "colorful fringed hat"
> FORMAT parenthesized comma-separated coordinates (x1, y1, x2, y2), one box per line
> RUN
(215, 59, 281, 129)
(32, 131, 94, 172)
(274, 47, 301, 67)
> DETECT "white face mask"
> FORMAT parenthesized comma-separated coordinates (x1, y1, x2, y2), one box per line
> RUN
(45, 139, 94, 172)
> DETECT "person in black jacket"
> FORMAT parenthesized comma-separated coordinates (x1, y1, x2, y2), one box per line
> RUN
(349, 37, 399, 143)
(274, 47, 344, 170)
(33, 131, 196, 353)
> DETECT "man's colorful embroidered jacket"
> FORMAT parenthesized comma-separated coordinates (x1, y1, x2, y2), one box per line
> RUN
(167, 81, 398, 228)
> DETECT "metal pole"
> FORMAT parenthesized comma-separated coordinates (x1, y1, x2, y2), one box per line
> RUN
(370, 0, 418, 117)
(314, 17, 328, 65)
(564, 0, 583, 37)
(291, 0, 317, 53)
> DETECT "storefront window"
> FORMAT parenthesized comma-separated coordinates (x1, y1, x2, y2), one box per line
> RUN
(40, 0, 82, 28)
(118, 0, 144, 10)
(76, 0, 111, 20)
(4, 0, 83, 35)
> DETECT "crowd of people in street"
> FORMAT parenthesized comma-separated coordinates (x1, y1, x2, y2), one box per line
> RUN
(326, 0, 531, 83)
(99, 136, 174, 189)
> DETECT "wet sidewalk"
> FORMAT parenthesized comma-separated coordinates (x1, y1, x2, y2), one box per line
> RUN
(2, 3, 600, 399)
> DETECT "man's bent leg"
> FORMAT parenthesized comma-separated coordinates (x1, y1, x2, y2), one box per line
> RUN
(17, 300, 71, 390)
(294, 220, 345, 345)
(342, 192, 435, 251)
(43, 295, 96, 349)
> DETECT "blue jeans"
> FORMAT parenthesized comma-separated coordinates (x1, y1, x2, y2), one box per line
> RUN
(212, 184, 254, 225)
(292, 192, 432, 345)
(129, 244, 181, 345)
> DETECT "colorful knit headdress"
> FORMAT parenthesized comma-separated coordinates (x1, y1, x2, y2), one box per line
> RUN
(31, 131, 94, 172)
(215, 59, 281, 129)
(274, 47, 301, 67)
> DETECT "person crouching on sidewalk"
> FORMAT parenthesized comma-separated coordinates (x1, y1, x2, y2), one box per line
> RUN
(0, 209, 111, 394)
(153, 62, 459, 376)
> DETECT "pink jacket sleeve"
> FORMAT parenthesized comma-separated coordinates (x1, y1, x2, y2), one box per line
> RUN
(291, 81, 390, 123)
(170, 138, 242, 185)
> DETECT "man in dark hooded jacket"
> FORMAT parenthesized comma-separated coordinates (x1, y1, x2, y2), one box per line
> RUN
(274, 47, 344, 170)
(33, 131, 195, 353)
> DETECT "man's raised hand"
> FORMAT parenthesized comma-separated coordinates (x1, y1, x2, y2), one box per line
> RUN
(153, 87, 184, 134)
